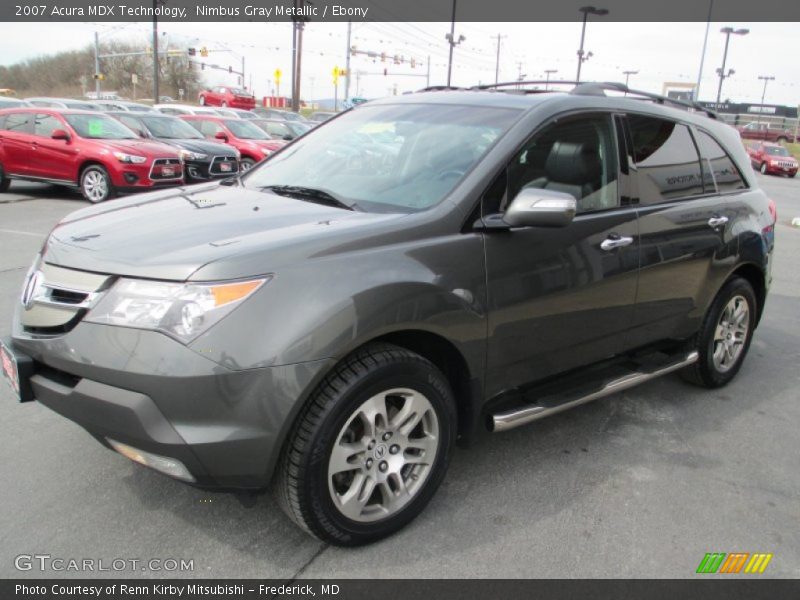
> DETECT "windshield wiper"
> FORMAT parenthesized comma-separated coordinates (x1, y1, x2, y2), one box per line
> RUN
(260, 185, 359, 211)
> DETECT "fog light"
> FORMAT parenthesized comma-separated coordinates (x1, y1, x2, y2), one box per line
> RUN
(107, 439, 195, 482)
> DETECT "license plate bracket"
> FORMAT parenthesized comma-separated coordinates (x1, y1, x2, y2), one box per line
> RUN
(0, 338, 35, 403)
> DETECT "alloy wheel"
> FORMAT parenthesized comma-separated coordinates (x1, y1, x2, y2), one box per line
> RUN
(83, 170, 108, 202)
(328, 388, 439, 523)
(712, 295, 749, 373)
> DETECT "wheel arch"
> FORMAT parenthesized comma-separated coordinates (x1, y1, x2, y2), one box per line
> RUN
(727, 262, 767, 326)
(76, 159, 108, 184)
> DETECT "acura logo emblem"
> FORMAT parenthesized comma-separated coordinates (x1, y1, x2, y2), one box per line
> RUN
(21, 270, 43, 310)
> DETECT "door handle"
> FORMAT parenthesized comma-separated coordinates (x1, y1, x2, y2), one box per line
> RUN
(600, 234, 634, 251)
(708, 215, 729, 228)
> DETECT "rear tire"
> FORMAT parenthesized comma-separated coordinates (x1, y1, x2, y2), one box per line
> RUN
(777, 136, 788, 144)
(80, 165, 116, 203)
(222, 101, 228, 108)
(275, 343, 456, 546)
(680, 277, 757, 388)
(0, 165, 10, 193)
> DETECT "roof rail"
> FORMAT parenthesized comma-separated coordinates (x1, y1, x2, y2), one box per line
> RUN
(569, 82, 719, 119)
(471, 80, 580, 91)
(417, 85, 467, 92)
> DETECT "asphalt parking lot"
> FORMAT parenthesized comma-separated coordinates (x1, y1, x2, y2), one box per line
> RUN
(1, 175, 798, 579)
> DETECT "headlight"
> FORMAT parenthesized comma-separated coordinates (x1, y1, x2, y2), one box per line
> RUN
(113, 151, 147, 164)
(85, 277, 269, 343)
(179, 149, 208, 161)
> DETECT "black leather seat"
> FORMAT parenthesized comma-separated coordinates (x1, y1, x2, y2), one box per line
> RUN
(525, 139, 603, 202)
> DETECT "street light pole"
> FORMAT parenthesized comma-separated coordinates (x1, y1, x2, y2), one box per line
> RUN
(715, 26, 749, 105)
(445, 0, 464, 87)
(623, 69, 638, 88)
(544, 69, 558, 90)
(94, 31, 101, 98)
(576, 6, 608, 83)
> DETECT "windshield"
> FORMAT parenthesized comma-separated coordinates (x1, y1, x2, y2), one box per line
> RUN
(141, 116, 204, 139)
(288, 122, 312, 135)
(243, 103, 520, 213)
(225, 119, 270, 140)
(229, 88, 250, 96)
(127, 104, 153, 112)
(65, 114, 138, 139)
(765, 146, 790, 156)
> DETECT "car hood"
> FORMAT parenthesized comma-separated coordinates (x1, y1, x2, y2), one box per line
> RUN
(44, 183, 405, 281)
(98, 138, 181, 157)
(155, 138, 237, 157)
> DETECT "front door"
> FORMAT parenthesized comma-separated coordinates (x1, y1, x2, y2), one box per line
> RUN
(29, 113, 75, 182)
(483, 113, 640, 397)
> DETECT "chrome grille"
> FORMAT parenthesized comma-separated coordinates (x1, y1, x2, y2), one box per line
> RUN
(149, 158, 183, 180)
(209, 155, 240, 176)
(20, 263, 110, 334)
(775, 160, 796, 169)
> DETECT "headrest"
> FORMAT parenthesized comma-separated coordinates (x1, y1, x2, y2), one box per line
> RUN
(545, 140, 602, 185)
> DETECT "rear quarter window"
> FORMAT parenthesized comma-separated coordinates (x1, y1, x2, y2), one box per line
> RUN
(627, 115, 704, 203)
(694, 130, 747, 193)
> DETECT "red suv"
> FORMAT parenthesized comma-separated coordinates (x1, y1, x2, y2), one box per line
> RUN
(0, 108, 184, 202)
(198, 86, 256, 110)
(746, 141, 798, 177)
(181, 115, 286, 170)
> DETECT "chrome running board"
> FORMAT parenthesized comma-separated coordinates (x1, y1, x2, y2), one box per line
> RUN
(491, 351, 699, 433)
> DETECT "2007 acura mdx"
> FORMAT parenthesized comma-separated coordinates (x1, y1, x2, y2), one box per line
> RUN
(1, 83, 775, 545)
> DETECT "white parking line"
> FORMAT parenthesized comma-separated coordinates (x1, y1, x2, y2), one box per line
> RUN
(0, 229, 45, 238)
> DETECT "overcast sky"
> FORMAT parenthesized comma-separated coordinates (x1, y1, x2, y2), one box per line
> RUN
(0, 21, 797, 106)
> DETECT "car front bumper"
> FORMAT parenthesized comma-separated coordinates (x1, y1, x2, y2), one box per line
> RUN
(9, 320, 334, 489)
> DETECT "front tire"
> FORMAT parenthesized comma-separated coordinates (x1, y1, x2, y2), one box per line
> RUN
(80, 165, 116, 203)
(760, 162, 768, 175)
(276, 343, 456, 546)
(240, 158, 256, 171)
(199, 95, 206, 106)
(680, 277, 757, 388)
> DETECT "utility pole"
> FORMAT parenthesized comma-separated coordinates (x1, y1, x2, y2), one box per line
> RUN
(493, 34, 507, 85)
(516, 62, 525, 89)
(94, 31, 101, 98)
(291, 0, 306, 112)
(544, 69, 558, 90)
(426, 56, 431, 87)
(290, 10, 297, 107)
(152, 0, 160, 102)
(344, 21, 352, 102)
(757, 75, 775, 126)
(715, 26, 749, 104)
(295, 16, 304, 111)
(445, 0, 464, 87)
(241, 56, 245, 88)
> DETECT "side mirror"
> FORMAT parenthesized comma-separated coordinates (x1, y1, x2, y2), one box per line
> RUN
(51, 129, 70, 141)
(282, 134, 293, 141)
(214, 131, 229, 142)
(136, 129, 148, 138)
(503, 187, 577, 228)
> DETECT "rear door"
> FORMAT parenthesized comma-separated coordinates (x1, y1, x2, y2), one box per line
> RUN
(625, 114, 742, 347)
(483, 112, 640, 395)
(28, 113, 75, 181)
(0, 112, 34, 176)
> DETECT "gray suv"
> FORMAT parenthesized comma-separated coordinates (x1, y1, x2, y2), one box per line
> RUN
(2, 83, 774, 546)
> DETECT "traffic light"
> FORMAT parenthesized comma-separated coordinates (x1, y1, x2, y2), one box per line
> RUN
(201, 63, 205, 70)
(200, 47, 209, 58)
(228, 66, 233, 74)
(188, 47, 196, 56)
(383, 68, 387, 76)
(380, 52, 386, 62)
(93, 73, 105, 81)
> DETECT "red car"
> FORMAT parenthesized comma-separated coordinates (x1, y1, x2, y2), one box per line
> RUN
(0, 108, 184, 202)
(737, 121, 795, 144)
(198, 86, 256, 110)
(746, 141, 798, 177)
(181, 115, 286, 170)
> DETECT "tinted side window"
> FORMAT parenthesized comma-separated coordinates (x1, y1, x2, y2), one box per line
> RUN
(506, 114, 619, 214)
(34, 114, 62, 137)
(118, 115, 143, 134)
(694, 130, 747, 193)
(628, 115, 703, 202)
(2, 113, 32, 132)
(196, 120, 222, 137)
